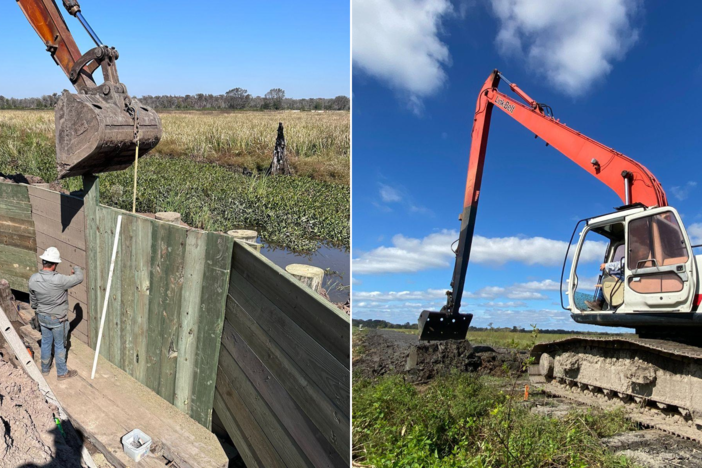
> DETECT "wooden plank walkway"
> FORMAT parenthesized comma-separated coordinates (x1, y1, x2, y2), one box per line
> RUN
(25, 334, 228, 468)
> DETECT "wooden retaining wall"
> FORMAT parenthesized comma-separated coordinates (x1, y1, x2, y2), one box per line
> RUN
(214, 241, 350, 467)
(28, 185, 90, 344)
(0, 183, 37, 292)
(83, 177, 233, 429)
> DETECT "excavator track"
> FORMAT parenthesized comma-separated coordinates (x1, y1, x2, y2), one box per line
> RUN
(529, 337, 702, 443)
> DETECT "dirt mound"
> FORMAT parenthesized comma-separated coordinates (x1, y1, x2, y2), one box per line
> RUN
(354, 329, 527, 383)
(0, 357, 82, 467)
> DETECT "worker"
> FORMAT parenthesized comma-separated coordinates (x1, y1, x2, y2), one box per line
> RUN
(585, 260, 624, 311)
(29, 247, 84, 380)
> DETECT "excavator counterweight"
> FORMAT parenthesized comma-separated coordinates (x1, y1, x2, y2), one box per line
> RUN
(17, 0, 162, 178)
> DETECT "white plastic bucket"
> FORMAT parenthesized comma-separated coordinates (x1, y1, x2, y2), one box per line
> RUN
(121, 428, 152, 462)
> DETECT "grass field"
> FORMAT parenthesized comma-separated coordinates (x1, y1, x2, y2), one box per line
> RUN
(0, 110, 349, 252)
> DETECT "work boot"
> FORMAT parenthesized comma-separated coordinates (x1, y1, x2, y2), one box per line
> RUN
(57, 370, 78, 380)
(584, 300, 603, 311)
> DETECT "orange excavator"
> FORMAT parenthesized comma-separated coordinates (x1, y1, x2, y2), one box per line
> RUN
(421, 70, 702, 440)
(16, 0, 162, 178)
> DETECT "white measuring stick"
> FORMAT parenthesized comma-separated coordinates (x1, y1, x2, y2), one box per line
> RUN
(91, 215, 123, 380)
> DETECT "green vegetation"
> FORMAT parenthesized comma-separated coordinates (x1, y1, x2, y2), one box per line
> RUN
(0, 110, 349, 252)
(353, 373, 637, 468)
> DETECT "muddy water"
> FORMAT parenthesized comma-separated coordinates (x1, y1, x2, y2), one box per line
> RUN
(260, 244, 350, 304)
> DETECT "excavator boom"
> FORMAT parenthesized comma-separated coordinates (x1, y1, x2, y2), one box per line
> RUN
(15, 0, 162, 178)
(418, 69, 667, 341)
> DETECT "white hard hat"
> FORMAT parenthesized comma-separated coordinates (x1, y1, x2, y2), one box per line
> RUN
(40, 247, 62, 264)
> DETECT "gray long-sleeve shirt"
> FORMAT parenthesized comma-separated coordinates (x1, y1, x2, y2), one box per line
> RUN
(29, 266, 84, 318)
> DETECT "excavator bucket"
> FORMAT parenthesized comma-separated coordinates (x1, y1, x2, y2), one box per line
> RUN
(418, 310, 473, 341)
(55, 90, 162, 179)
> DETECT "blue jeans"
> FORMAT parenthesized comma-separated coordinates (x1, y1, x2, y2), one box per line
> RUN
(38, 314, 69, 376)
(596, 273, 623, 303)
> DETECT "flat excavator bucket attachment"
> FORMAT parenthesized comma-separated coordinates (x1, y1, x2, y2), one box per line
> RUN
(55, 90, 162, 179)
(418, 310, 473, 341)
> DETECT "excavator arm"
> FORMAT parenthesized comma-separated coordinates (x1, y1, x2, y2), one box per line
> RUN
(14, 0, 162, 179)
(418, 69, 667, 341)
(17, 0, 96, 91)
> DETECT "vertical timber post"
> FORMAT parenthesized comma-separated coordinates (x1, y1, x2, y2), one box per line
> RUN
(82, 175, 99, 348)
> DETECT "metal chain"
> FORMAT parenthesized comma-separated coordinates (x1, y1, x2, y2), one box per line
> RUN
(126, 100, 140, 213)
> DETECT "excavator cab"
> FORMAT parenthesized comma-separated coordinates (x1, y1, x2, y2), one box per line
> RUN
(17, 0, 162, 179)
(567, 206, 699, 317)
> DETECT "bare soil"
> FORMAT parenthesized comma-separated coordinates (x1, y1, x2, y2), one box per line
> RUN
(0, 356, 83, 467)
(353, 329, 528, 383)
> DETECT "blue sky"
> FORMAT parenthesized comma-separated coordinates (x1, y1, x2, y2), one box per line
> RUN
(0, 1, 349, 98)
(352, 0, 702, 330)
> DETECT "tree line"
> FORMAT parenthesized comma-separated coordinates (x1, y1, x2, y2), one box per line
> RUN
(0, 87, 350, 111)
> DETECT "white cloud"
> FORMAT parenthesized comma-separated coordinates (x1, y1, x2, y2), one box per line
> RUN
(379, 183, 402, 203)
(353, 289, 448, 302)
(479, 301, 528, 308)
(490, 0, 641, 96)
(353, 229, 606, 274)
(689, 223, 702, 244)
(670, 181, 697, 201)
(353, 0, 453, 110)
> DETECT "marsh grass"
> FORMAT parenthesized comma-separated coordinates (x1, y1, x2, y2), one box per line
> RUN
(353, 374, 637, 467)
(0, 110, 349, 252)
(0, 109, 350, 184)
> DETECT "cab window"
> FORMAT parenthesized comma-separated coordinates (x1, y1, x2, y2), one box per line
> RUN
(628, 211, 689, 270)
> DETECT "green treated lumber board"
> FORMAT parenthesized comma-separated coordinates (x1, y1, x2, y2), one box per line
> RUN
(231, 242, 349, 366)
(25, 193, 84, 225)
(228, 269, 349, 416)
(215, 362, 286, 468)
(0, 203, 33, 221)
(95, 206, 109, 358)
(32, 213, 85, 249)
(189, 232, 232, 428)
(0, 231, 36, 252)
(223, 294, 349, 460)
(174, 229, 207, 415)
(2, 272, 32, 293)
(0, 215, 36, 236)
(120, 215, 136, 376)
(0, 245, 39, 278)
(83, 175, 99, 349)
(217, 341, 312, 467)
(157, 223, 187, 404)
(0, 183, 31, 203)
(104, 208, 122, 367)
(213, 391, 262, 468)
(145, 219, 168, 393)
(27, 185, 84, 211)
(132, 216, 152, 386)
(221, 320, 346, 467)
